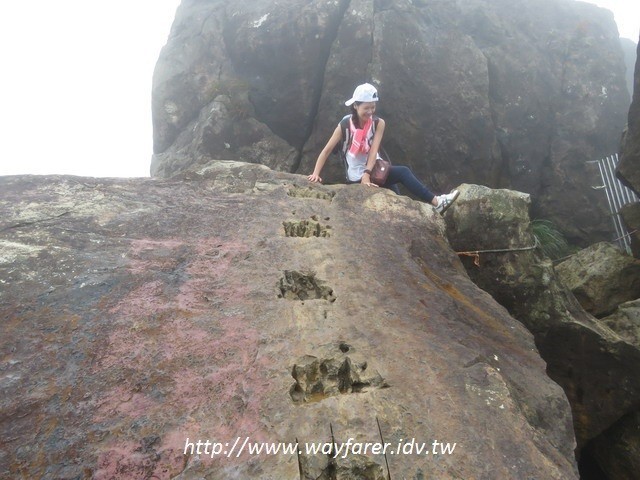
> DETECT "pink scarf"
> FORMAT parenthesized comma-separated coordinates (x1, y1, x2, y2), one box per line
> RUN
(349, 117, 373, 155)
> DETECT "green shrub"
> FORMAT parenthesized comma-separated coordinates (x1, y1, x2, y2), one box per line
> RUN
(531, 219, 571, 260)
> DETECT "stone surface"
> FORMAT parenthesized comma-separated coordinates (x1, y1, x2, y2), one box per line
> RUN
(620, 38, 637, 99)
(619, 37, 640, 194)
(444, 184, 640, 454)
(618, 37, 640, 264)
(555, 241, 640, 317)
(588, 411, 640, 480)
(150, 95, 300, 177)
(601, 298, 640, 346)
(621, 202, 640, 258)
(0, 164, 577, 479)
(152, 0, 630, 245)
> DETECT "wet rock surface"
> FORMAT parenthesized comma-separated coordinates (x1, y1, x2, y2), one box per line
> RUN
(0, 163, 577, 479)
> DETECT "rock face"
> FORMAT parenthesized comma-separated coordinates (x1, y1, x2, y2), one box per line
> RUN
(0, 165, 578, 479)
(588, 300, 640, 480)
(619, 38, 640, 194)
(555, 241, 640, 317)
(151, 0, 630, 245)
(621, 38, 637, 99)
(621, 203, 640, 258)
(443, 184, 640, 474)
(602, 299, 640, 348)
(588, 411, 640, 480)
(618, 38, 640, 258)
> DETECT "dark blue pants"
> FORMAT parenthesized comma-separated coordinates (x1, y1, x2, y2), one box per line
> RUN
(383, 165, 435, 203)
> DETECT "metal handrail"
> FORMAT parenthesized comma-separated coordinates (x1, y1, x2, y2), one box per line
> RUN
(589, 153, 639, 253)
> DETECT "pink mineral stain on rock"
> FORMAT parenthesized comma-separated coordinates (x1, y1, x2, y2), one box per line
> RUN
(94, 386, 157, 423)
(175, 240, 250, 311)
(91, 237, 272, 472)
(95, 318, 158, 371)
(94, 439, 186, 480)
(108, 280, 167, 317)
(159, 320, 212, 362)
(125, 238, 186, 275)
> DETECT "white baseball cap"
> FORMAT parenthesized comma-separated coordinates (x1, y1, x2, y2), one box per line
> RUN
(344, 83, 379, 106)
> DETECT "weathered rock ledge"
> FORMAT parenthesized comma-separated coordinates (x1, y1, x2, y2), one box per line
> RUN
(445, 183, 640, 478)
(0, 162, 577, 479)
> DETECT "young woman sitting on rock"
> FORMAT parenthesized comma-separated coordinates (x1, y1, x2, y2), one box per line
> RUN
(307, 83, 459, 214)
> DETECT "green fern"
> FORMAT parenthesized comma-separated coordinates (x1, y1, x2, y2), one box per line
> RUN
(531, 219, 570, 260)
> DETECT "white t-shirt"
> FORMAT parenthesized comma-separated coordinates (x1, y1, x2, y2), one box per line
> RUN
(344, 119, 381, 182)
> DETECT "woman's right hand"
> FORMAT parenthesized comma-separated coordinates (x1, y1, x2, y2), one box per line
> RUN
(308, 125, 341, 184)
(360, 173, 378, 187)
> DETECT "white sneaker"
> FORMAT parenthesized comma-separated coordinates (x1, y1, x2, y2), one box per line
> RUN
(435, 189, 460, 214)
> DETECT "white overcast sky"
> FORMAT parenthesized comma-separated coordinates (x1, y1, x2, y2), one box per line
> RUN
(0, 0, 637, 178)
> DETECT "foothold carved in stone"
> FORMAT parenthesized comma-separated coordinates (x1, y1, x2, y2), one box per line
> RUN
(299, 453, 386, 480)
(277, 270, 336, 302)
(283, 219, 332, 238)
(287, 186, 335, 201)
(290, 347, 388, 404)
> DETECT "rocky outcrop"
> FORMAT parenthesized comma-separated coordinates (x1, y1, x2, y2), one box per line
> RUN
(0, 165, 577, 479)
(621, 203, 640, 258)
(151, 0, 630, 245)
(621, 38, 637, 99)
(602, 298, 640, 346)
(618, 38, 640, 259)
(588, 411, 640, 480)
(443, 184, 640, 475)
(586, 301, 640, 479)
(555, 241, 640, 317)
(619, 38, 640, 194)
(551, 242, 640, 479)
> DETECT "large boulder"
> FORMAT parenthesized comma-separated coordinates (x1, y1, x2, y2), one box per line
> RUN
(583, 301, 640, 480)
(555, 241, 640, 317)
(587, 411, 640, 480)
(150, 94, 300, 176)
(151, 0, 630, 246)
(621, 203, 640, 258)
(0, 166, 578, 478)
(444, 184, 640, 468)
(601, 298, 640, 346)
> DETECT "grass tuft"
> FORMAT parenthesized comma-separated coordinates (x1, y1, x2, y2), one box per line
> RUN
(531, 219, 571, 260)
